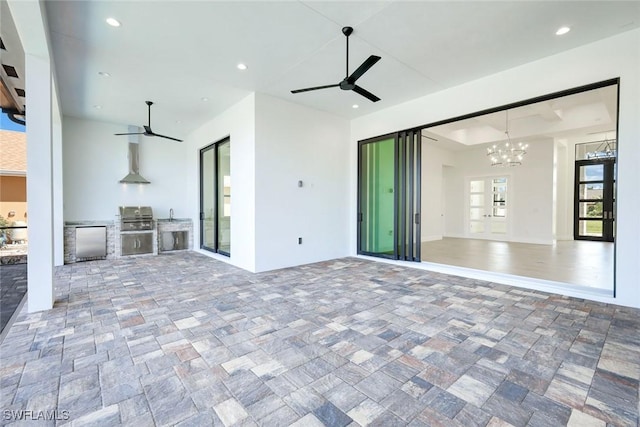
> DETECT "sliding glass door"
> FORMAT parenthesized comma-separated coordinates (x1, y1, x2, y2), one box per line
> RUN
(200, 137, 231, 256)
(357, 131, 421, 261)
(217, 140, 231, 255)
(359, 136, 396, 257)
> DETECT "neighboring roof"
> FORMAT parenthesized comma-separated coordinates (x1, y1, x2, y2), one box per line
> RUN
(0, 130, 26, 172)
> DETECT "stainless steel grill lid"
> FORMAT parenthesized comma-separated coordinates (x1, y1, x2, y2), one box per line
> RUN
(119, 206, 153, 220)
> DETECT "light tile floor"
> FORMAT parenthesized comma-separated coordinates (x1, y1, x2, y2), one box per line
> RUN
(0, 252, 638, 426)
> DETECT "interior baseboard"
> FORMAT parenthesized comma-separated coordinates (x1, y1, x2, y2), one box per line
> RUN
(555, 235, 574, 241)
(510, 237, 555, 245)
(441, 235, 553, 245)
(421, 235, 443, 243)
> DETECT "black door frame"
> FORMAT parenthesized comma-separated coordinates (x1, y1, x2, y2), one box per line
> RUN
(357, 131, 421, 262)
(199, 136, 231, 257)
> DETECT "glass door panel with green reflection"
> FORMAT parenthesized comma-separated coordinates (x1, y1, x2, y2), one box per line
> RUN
(359, 137, 396, 256)
(574, 159, 614, 241)
(358, 131, 421, 261)
(200, 137, 231, 256)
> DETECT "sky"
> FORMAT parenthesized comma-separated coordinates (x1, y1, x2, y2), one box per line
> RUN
(0, 111, 26, 132)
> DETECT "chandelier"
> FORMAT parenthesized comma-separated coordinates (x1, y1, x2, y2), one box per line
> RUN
(585, 137, 616, 159)
(487, 110, 528, 167)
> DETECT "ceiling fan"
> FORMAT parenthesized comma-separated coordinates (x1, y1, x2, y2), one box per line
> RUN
(291, 26, 381, 102)
(114, 101, 183, 142)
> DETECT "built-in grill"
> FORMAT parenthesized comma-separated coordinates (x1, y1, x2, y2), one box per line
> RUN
(118, 206, 155, 256)
(119, 206, 154, 231)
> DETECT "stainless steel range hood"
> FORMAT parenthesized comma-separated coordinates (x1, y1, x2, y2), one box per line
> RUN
(120, 126, 150, 184)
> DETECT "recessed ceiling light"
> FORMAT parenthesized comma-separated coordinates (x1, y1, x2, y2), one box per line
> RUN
(98, 71, 111, 77)
(93, 105, 102, 109)
(176, 120, 182, 124)
(556, 26, 570, 36)
(201, 97, 209, 102)
(352, 104, 359, 109)
(237, 63, 248, 71)
(106, 17, 121, 27)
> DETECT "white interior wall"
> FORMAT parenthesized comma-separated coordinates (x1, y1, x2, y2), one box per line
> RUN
(351, 29, 640, 308)
(441, 139, 554, 244)
(553, 142, 567, 240)
(184, 94, 256, 272)
(421, 143, 454, 241)
(62, 116, 188, 221)
(253, 93, 350, 272)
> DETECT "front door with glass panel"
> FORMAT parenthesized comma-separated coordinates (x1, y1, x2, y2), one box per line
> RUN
(574, 159, 615, 242)
(468, 176, 509, 239)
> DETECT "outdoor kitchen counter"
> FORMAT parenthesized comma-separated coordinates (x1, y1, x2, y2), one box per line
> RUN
(157, 219, 193, 252)
(64, 220, 115, 227)
(64, 221, 116, 263)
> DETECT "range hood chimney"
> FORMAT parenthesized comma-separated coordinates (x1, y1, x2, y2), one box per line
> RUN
(120, 126, 150, 184)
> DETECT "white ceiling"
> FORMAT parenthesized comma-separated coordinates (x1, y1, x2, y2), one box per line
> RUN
(44, 1, 640, 140)
(422, 84, 618, 151)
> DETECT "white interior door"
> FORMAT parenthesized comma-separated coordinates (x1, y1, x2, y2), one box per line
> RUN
(468, 176, 509, 239)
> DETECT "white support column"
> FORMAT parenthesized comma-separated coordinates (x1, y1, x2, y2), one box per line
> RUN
(26, 53, 54, 311)
(52, 79, 64, 266)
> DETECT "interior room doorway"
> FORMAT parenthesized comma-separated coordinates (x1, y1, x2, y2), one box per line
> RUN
(468, 176, 509, 239)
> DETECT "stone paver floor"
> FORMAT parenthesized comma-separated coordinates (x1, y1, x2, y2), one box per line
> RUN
(0, 252, 638, 426)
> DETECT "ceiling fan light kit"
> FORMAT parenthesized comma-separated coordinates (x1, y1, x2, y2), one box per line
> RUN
(291, 26, 382, 103)
(114, 101, 183, 142)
